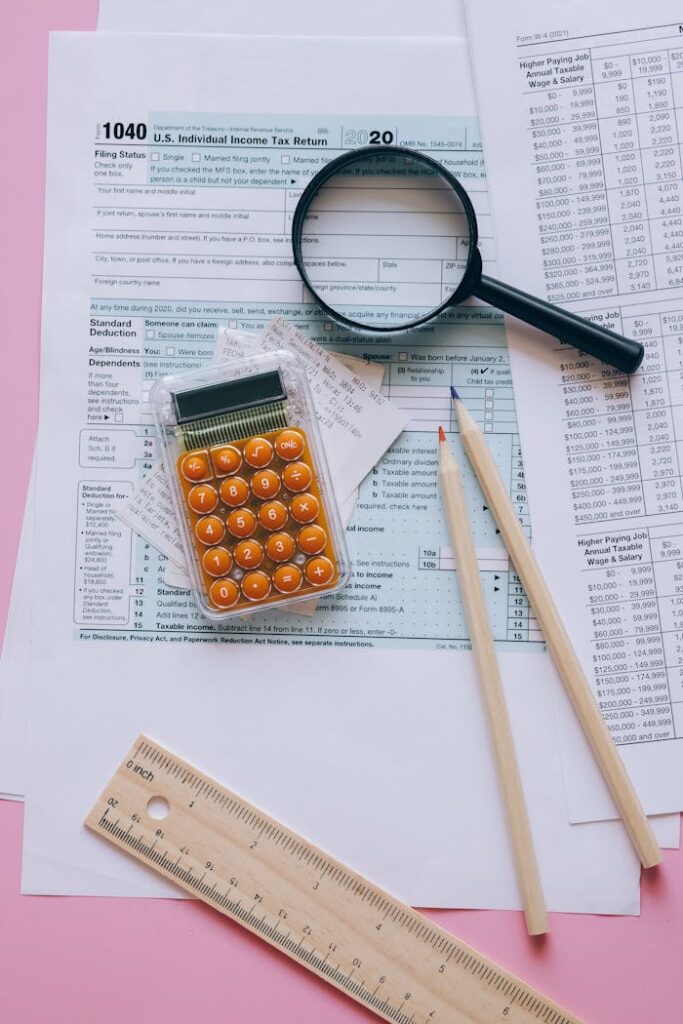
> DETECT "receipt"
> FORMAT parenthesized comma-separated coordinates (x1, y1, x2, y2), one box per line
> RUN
(221, 317, 403, 503)
(117, 320, 401, 575)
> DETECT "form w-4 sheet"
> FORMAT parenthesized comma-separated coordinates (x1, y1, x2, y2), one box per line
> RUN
(465, 0, 683, 820)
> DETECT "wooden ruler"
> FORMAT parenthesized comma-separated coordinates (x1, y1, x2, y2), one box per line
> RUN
(85, 736, 582, 1024)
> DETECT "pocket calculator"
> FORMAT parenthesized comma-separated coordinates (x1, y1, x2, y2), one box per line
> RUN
(152, 350, 350, 621)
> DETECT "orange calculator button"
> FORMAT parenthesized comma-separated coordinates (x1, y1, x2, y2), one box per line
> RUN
(251, 469, 281, 500)
(290, 492, 319, 524)
(265, 532, 296, 562)
(211, 445, 242, 476)
(282, 461, 312, 493)
(243, 436, 274, 468)
(234, 539, 264, 570)
(188, 484, 218, 514)
(242, 571, 271, 602)
(220, 477, 250, 507)
(209, 578, 240, 609)
(297, 524, 327, 555)
(227, 507, 257, 538)
(195, 515, 226, 546)
(259, 500, 288, 531)
(181, 452, 210, 481)
(274, 429, 305, 461)
(202, 546, 232, 577)
(273, 564, 303, 594)
(305, 556, 335, 587)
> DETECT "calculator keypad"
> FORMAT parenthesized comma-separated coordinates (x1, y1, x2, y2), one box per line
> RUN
(177, 427, 341, 613)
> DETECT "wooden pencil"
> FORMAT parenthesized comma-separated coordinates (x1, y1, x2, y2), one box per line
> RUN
(438, 425, 549, 936)
(450, 387, 662, 870)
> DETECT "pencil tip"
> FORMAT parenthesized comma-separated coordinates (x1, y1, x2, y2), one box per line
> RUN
(438, 425, 446, 443)
(450, 385, 459, 400)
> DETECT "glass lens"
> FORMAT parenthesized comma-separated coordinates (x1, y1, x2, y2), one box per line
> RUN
(297, 150, 472, 330)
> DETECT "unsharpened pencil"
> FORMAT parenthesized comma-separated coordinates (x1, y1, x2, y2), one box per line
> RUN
(438, 425, 549, 936)
(450, 386, 662, 870)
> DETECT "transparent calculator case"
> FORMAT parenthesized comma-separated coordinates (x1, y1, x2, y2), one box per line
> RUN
(151, 350, 350, 621)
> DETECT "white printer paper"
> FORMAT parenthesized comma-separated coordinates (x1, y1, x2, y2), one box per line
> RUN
(1, 0, 468, 801)
(97, 0, 468, 37)
(21, 31, 648, 912)
(465, 0, 683, 823)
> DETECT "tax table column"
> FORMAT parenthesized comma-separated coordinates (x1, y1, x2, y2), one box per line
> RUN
(580, 528, 670, 744)
(631, 49, 683, 291)
(592, 52, 657, 296)
(523, 48, 615, 304)
(627, 310, 683, 516)
(670, 46, 683, 172)
(561, 322, 645, 527)
(650, 526, 683, 739)
(661, 309, 683, 475)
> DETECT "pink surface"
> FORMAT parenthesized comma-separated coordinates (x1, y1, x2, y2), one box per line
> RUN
(0, 3, 681, 1022)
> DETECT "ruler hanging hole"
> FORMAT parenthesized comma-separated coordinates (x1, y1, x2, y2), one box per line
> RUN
(146, 795, 170, 820)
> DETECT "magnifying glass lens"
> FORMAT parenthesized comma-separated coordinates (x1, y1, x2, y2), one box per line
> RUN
(298, 150, 472, 330)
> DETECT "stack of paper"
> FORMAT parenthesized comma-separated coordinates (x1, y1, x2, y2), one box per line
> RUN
(0, 1, 679, 923)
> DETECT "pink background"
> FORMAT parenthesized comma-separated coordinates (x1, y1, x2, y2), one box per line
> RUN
(0, 3, 681, 1021)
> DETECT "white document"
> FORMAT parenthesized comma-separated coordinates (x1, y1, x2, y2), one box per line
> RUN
(0, 459, 35, 800)
(0, 0, 468, 802)
(465, 0, 683, 822)
(21, 30, 648, 910)
(0, 0, 674, 861)
(97, 0, 468, 36)
(25, 642, 642, 913)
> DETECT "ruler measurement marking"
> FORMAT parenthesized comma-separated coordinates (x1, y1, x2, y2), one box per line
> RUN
(86, 737, 581, 1024)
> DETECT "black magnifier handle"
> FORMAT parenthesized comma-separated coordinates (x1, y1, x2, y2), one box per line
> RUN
(473, 274, 644, 374)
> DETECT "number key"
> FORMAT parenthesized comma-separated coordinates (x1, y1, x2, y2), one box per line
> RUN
(265, 532, 296, 562)
(227, 508, 257, 538)
(188, 484, 218, 514)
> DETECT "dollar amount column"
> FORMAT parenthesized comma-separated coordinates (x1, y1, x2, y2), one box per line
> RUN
(627, 310, 683, 515)
(630, 48, 683, 291)
(591, 51, 657, 294)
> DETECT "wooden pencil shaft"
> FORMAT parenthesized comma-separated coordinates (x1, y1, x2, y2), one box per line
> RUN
(454, 402, 662, 869)
(439, 442, 549, 935)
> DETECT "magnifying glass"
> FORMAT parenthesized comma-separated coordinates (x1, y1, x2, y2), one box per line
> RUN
(291, 146, 643, 374)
